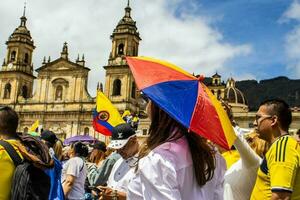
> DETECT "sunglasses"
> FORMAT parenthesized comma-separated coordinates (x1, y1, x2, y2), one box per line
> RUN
(255, 114, 273, 123)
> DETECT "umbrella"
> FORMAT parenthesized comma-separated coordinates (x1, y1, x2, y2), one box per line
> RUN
(63, 135, 98, 145)
(126, 56, 236, 150)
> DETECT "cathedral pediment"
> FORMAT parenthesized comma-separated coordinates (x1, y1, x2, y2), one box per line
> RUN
(36, 58, 90, 73)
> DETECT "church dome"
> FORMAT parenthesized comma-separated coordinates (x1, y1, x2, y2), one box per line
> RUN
(112, 2, 141, 40)
(224, 78, 248, 105)
(6, 16, 34, 47)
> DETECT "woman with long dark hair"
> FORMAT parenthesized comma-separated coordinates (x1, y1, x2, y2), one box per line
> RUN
(127, 101, 226, 199)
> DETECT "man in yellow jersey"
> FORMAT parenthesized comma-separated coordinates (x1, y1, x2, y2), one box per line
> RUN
(0, 106, 23, 200)
(251, 99, 300, 200)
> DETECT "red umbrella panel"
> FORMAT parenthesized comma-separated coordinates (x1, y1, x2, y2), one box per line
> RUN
(126, 56, 236, 150)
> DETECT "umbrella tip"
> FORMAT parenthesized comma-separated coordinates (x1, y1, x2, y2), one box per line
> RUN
(197, 75, 205, 82)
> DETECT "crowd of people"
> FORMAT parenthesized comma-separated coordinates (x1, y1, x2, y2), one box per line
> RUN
(122, 110, 139, 131)
(0, 98, 299, 200)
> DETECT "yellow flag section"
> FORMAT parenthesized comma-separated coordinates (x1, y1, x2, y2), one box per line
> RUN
(29, 120, 39, 132)
(93, 91, 125, 136)
(122, 110, 131, 118)
(204, 86, 237, 148)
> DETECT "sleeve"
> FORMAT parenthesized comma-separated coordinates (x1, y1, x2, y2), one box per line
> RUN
(223, 183, 235, 200)
(66, 158, 82, 178)
(233, 129, 261, 168)
(269, 138, 299, 192)
(94, 157, 117, 186)
(87, 163, 98, 185)
(137, 152, 181, 200)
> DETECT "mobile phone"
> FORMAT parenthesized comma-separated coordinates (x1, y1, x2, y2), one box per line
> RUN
(89, 186, 102, 194)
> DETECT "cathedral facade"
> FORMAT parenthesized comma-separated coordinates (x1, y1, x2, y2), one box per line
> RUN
(0, 3, 299, 140)
(0, 3, 148, 140)
(0, 10, 98, 139)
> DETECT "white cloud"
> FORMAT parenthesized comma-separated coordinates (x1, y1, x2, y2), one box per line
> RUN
(282, 0, 300, 77)
(281, 0, 300, 22)
(0, 0, 252, 96)
(285, 26, 300, 76)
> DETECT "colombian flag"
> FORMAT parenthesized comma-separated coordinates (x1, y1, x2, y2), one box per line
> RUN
(126, 56, 237, 150)
(93, 91, 124, 136)
(29, 120, 39, 132)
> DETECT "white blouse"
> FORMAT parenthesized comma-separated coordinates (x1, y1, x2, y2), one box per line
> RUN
(127, 136, 226, 200)
(107, 156, 137, 193)
(224, 127, 262, 200)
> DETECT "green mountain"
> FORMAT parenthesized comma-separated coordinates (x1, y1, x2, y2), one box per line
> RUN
(236, 76, 300, 111)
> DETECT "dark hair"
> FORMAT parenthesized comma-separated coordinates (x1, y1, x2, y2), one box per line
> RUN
(138, 102, 216, 186)
(41, 130, 58, 147)
(72, 142, 89, 158)
(260, 99, 292, 131)
(0, 106, 19, 136)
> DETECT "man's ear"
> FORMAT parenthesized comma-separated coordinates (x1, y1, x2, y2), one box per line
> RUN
(270, 115, 278, 128)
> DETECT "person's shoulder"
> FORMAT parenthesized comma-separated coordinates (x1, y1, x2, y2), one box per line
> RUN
(268, 135, 299, 163)
(143, 137, 193, 170)
(67, 156, 82, 164)
(153, 136, 188, 155)
(0, 146, 6, 155)
(0, 139, 21, 152)
(109, 152, 121, 160)
(272, 135, 297, 149)
(138, 150, 177, 176)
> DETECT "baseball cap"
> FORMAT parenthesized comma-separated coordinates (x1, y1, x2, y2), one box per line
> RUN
(90, 141, 107, 152)
(41, 130, 58, 145)
(107, 123, 136, 149)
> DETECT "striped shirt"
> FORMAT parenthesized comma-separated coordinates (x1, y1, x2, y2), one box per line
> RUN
(251, 135, 300, 199)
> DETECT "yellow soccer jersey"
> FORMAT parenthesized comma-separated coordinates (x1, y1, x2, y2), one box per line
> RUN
(0, 140, 23, 200)
(251, 135, 300, 200)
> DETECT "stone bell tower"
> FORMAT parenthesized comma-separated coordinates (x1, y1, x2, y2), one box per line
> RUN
(0, 5, 35, 105)
(103, 0, 141, 112)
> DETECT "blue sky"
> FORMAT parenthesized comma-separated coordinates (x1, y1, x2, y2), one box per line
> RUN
(174, 0, 299, 80)
(0, 0, 299, 95)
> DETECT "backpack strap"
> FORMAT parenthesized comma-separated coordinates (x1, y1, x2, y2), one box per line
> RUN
(0, 140, 23, 166)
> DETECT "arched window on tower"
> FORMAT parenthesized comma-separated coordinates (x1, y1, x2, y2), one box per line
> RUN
(133, 46, 136, 56)
(21, 85, 28, 99)
(23, 127, 28, 134)
(84, 127, 89, 136)
(112, 79, 121, 96)
(118, 43, 124, 55)
(55, 85, 63, 101)
(131, 82, 136, 99)
(10, 51, 16, 62)
(214, 79, 218, 85)
(3, 83, 11, 99)
(211, 90, 215, 95)
(24, 53, 29, 64)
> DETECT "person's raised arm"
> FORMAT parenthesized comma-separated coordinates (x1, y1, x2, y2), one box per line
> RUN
(233, 129, 261, 167)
